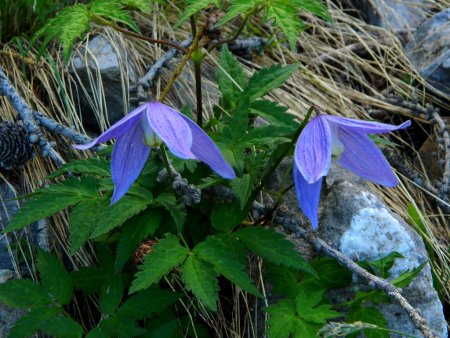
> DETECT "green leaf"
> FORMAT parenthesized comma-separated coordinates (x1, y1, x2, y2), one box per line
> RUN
(130, 234, 189, 293)
(216, 45, 247, 109)
(175, 0, 220, 26)
(194, 236, 261, 296)
(71, 267, 109, 295)
(296, 290, 341, 324)
(359, 251, 404, 279)
(211, 199, 249, 232)
(115, 208, 162, 272)
(8, 307, 60, 338)
(156, 193, 186, 233)
(90, 191, 153, 238)
(392, 261, 427, 288)
(117, 286, 179, 320)
(217, 0, 256, 27)
(90, 0, 140, 32)
(181, 255, 219, 311)
(230, 174, 251, 209)
(235, 227, 316, 276)
(5, 176, 99, 232)
(36, 250, 72, 305)
(0, 279, 51, 308)
(120, 0, 152, 13)
(99, 275, 124, 315)
(220, 99, 250, 147)
(347, 306, 389, 338)
(249, 100, 295, 128)
(38, 315, 84, 338)
(47, 158, 111, 179)
(243, 63, 300, 100)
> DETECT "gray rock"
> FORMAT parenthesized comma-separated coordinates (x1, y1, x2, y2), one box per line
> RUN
(71, 34, 139, 131)
(319, 166, 447, 338)
(405, 9, 450, 97)
(349, 0, 429, 31)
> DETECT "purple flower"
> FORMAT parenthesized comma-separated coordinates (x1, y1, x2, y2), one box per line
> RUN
(293, 115, 411, 230)
(74, 102, 235, 204)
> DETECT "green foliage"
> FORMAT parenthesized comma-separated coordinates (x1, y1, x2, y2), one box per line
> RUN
(181, 255, 219, 310)
(47, 157, 111, 179)
(176, 0, 221, 26)
(0, 279, 51, 308)
(4, 176, 99, 232)
(130, 234, 189, 293)
(266, 290, 341, 338)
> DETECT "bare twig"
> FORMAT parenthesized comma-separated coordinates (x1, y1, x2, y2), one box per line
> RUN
(0, 68, 64, 166)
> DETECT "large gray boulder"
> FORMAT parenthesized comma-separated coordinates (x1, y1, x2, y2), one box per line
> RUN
(405, 9, 450, 97)
(318, 166, 447, 337)
(349, 0, 429, 31)
(71, 34, 139, 131)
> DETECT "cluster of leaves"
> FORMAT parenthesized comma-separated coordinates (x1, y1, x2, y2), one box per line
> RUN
(31, 0, 153, 62)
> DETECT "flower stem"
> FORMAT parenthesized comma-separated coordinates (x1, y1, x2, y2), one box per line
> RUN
(160, 145, 174, 181)
(159, 25, 206, 102)
(192, 51, 204, 126)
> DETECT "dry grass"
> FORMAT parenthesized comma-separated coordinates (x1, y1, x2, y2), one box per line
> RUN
(1, 0, 449, 335)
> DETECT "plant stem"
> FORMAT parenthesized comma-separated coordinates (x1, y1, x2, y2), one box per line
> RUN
(93, 15, 188, 53)
(159, 25, 206, 102)
(160, 145, 174, 181)
(193, 56, 203, 126)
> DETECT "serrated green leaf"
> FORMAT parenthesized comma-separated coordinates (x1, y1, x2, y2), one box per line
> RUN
(296, 290, 341, 324)
(71, 267, 108, 295)
(216, 0, 257, 27)
(36, 250, 72, 305)
(211, 199, 249, 232)
(392, 261, 427, 288)
(236, 227, 316, 276)
(47, 158, 111, 179)
(5, 176, 99, 232)
(39, 314, 84, 338)
(156, 193, 186, 233)
(359, 251, 404, 279)
(115, 208, 162, 272)
(130, 234, 189, 293)
(230, 174, 251, 209)
(221, 98, 250, 147)
(243, 63, 299, 100)
(265, 2, 303, 51)
(90, 192, 153, 238)
(249, 100, 296, 127)
(99, 275, 124, 315)
(175, 0, 220, 26)
(347, 306, 389, 338)
(120, 0, 152, 13)
(90, 0, 139, 32)
(182, 255, 219, 311)
(117, 286, 179, 320)
(194, 236, 261, 296)
(0, 279, 51, 308)
(8, 307, 60, 338)
(216, 45, 247, 109)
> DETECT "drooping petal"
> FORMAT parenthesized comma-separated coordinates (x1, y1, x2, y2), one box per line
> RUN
(145, 102, 194, 159)
(294, 116, 332, 183)
(110, 122, 151, 204)
(74, 104, 147, 150)
(336, 127, 398, 187)
(294, 166, 323, 230)
(178, 114, 236, 179)
(324, 115, 411, 135)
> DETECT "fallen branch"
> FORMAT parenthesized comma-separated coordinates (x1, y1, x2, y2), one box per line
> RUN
(0, 68, 64, 166)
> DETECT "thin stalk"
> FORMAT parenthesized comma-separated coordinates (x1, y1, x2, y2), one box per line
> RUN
(93, 15, 188, 53)
(193, 56, 203, 126)
(160, 145, 174, 181)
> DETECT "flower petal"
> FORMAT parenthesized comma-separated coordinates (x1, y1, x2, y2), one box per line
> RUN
(294, 166, 323, 230)
(294, 116, 332, 183)
(110, 122, 151, 204)
(178, 114, 236, 179)
(336, 127, 398, 187)
(145, 102, 194, 159)
(324, 115, 411, 135)
(74, 104, 146, 150)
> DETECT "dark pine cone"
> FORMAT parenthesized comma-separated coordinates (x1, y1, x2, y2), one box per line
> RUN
(0, 122, 33, 170)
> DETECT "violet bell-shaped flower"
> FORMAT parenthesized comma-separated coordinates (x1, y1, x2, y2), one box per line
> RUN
(74, 102, 235, 204)
(293, 114, 411, 230)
